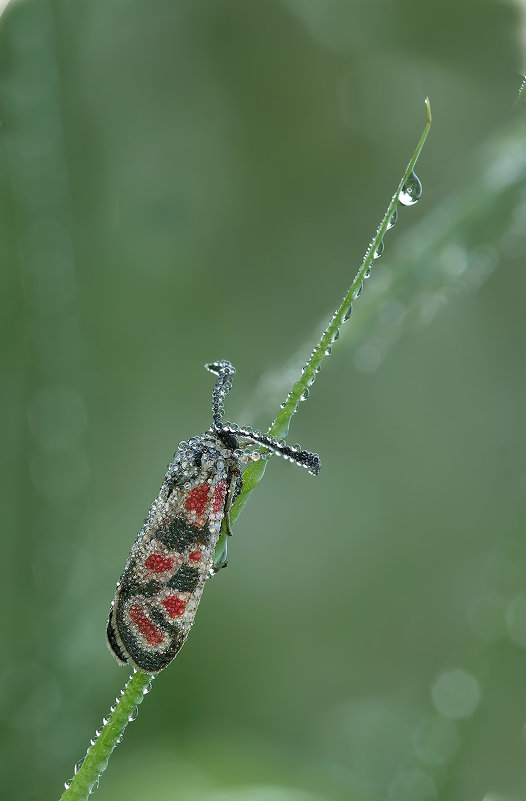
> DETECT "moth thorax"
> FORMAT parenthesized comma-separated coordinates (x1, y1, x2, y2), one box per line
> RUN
(217, 428, 238, 451)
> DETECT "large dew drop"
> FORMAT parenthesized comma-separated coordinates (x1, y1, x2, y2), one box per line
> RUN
(398, 171, 422, 206)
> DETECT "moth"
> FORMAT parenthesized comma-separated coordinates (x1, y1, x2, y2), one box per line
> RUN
(107, 360, 320, 673)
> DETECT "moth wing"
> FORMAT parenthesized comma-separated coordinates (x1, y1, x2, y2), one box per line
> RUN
(107, 457, 231, 673)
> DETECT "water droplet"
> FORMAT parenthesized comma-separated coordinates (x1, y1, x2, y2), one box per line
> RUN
(102, 717, 109, 726)
(128, 706, 139, 722)
(343, 304, 352, 322)
(373, 240, 384, 259)
(364, 267, 372, 279)
(74, 758, 85, 774)
(64, 781, 72, 790)
(324, 346, 332, 356)
(430, 669, 481, 720)
(387, 207, 398, 229)
(300, 388, 309, 401)
(331, 329, 340, 343)
(352, 282, 363, 300)
(398, 171, 422, 206)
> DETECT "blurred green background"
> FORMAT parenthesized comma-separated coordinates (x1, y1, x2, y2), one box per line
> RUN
(2, 1, 526, 800)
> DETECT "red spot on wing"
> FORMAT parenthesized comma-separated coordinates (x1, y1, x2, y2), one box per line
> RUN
(212, 480, 227, 513)
(184, 483, 210, 517)
(188, 550, 202, 563)
(144, 552, 174, 573)
(129, 604, 164, 645)
(162, 595, 187, 618)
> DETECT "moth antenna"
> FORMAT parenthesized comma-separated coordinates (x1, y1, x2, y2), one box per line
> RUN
(205, 360, 236, 429)
(222, 423, 321, 476)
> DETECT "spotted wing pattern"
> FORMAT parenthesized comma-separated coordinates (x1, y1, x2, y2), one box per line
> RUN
(107, 435, 236, 673)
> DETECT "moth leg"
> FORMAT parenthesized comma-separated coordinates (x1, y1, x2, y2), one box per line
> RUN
(224, 472, 242, 537)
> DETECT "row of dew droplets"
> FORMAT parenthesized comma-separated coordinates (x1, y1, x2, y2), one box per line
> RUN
(276, 169, 422, 429)
(63, 672, 153, 795)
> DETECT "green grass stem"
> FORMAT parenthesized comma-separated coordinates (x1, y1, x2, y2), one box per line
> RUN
(59, 98, 431, 801)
